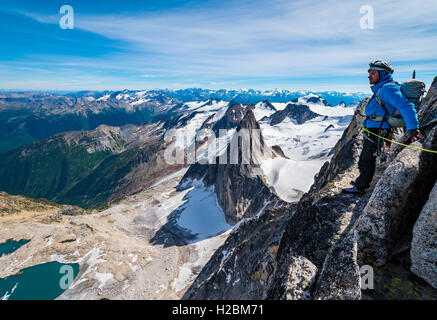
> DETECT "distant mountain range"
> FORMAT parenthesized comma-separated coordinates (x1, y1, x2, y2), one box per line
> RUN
(132, 88, 368, 105)
(0, 89, 367, 153)
(1, 88, 368, 105)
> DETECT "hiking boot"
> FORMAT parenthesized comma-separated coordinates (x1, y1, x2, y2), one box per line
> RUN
(343, 186, 365, 195)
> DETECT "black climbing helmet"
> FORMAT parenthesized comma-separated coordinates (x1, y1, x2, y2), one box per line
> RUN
(368, 60, 394, 74)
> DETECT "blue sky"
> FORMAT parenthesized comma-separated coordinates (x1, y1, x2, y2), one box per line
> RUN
(1, 0, 437, 93)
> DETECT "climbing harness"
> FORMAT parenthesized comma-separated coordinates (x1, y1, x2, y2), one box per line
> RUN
(362, 126, 437, 154)
(362, 127, 391, 161)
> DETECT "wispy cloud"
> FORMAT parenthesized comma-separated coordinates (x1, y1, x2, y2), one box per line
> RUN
(1, 0, 437, 91)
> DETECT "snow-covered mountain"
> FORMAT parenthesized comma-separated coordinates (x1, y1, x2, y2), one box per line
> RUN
(207, 98, 354, 201)
(155, 88, 368, 105)
(23, 88, 367, 106)
(156, 95, 358, 203)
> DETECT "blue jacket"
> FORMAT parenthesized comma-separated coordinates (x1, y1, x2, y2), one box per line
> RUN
(363, 72, 419, 131)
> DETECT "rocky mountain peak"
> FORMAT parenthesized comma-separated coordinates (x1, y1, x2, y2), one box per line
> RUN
(178, 109, 276, 225)
(211, 102, 251, 134)
(236, 108, 258, 130)
(305, 95, 330, 106)
(265, 103, 321, 125)
(262, 100, 277, 111)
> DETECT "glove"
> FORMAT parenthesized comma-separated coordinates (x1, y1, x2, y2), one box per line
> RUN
(407, 129, 425, 142)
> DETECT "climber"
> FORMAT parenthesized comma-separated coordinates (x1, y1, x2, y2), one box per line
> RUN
(343, 60, 424, 195)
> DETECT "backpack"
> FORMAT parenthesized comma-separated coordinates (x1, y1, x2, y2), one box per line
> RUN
(370, 71, 426, 128)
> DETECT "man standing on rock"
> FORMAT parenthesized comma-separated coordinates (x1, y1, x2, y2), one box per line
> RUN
(343, 60, 424, 195)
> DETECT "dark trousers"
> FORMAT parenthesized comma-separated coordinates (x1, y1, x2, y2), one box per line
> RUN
(354, 127, 390, 190)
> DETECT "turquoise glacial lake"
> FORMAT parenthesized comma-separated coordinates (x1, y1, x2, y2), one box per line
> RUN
(0, 239, 30, 256)
(0, 239, 79, 300)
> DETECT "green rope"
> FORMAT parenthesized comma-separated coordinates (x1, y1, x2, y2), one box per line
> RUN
(362, 126, 437, 154)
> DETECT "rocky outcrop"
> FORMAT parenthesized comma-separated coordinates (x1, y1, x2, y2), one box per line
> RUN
(309, 98, 370, 193)
(182, 200, 292, 299)
(411, 181, 437, 288)
(265, 181, 369, 299)
(277, 254, 318, 300)
(354, 125, 437, 267)
(313, 231, 361, 300)
(422, 77, 437, 107)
